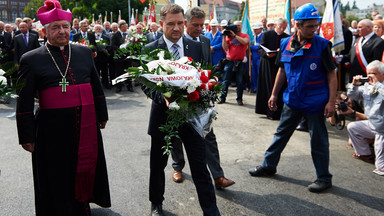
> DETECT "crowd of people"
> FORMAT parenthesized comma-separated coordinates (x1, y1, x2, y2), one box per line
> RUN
(2, 0, 384, 215)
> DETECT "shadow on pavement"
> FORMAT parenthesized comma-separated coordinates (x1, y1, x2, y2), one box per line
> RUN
(270, 175, 384, 213)
(216, 188, 343, 215)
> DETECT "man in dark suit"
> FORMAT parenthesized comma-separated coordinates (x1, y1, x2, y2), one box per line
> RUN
(13, 22, 40, 65)
(70, 18, 80, 34)
(0, 34, 8, 62)
(14, 17, 38, 37)
(110, 21, 134, 92)
(338, 14, 353, 91)
(146, 22, 163, 43)
(72, 20, 96, 46)
(171, 6, 235, 191)
(343, 19, 384, 82)
(0, 21, 12, 63)
(143, 4, 220, 216)
(94, 24, 111, 88)
(0, 21, 12, 45)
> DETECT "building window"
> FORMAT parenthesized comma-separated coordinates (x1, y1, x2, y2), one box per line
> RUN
(12, 11, 17, 22)
(20, 2, 25, 6)
(11, 1, 17, 6)
(2, 10, 7, 22)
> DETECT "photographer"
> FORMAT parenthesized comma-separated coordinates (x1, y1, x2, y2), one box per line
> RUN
(347, 60, 384, 176)
(329, 91, 365, 126)
(217, 20, 249, 105)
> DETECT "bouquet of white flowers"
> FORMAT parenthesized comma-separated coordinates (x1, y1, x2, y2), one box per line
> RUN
(113, 55, 221, 155)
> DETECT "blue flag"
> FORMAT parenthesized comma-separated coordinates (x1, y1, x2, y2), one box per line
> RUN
(285, 0, 291, 35)
(241, 0, 255, 44)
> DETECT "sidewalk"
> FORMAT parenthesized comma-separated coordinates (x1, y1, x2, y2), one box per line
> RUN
(0, 87, 383, 215)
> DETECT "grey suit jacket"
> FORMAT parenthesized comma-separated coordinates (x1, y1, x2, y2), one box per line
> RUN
(146, 31, 163, 43)
(199, 35, 212, 66)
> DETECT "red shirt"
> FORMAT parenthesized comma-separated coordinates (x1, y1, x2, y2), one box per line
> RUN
(226, 33, 249, 61)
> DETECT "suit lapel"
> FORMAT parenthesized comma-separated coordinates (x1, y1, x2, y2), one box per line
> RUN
(182, 37, 191, 57)
(157, 36, 168, 51)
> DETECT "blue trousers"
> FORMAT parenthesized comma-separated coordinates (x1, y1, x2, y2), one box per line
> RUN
(220, 61, 244, 101)
(262, 104, 332, 182)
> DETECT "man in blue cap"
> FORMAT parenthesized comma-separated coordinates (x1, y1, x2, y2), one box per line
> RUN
(249, 3, 337, 192)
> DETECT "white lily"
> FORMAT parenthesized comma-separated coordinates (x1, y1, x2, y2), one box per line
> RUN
(169, 102, 180, 110)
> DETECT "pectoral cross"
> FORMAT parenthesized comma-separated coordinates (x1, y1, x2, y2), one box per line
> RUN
(59, 77, 69, 92)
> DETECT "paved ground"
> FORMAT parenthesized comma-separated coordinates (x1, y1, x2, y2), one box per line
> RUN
(1, 86, 383, 216)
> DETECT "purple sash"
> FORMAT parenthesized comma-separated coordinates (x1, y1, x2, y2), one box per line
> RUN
(39, 83, 97, 202)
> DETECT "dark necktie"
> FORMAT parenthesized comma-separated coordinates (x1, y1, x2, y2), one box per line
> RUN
(23, 34, 28, 46)
(361, 37, 365, 45)
(123, 32, 126, 38)
(193, 37, 197, 41)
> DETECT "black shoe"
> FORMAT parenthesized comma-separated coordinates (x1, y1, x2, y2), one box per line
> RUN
(151, 203, 163, 216)
(115, 87, 122, 93)
(296, 124, 308, 132)
(249, 165, 276, 177)
(308, 180, 332, 192)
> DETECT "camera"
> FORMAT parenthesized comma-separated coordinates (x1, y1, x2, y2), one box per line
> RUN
(336, 100, 348, 112)
(223, 24, 238, 36)
(359, 77, 369, 84)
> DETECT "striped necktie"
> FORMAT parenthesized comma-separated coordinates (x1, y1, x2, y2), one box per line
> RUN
(171, 43, 180, 60)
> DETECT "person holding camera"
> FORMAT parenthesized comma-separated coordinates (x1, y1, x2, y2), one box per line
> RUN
(217, 21, 249, 105)
(347, 60, 384, 176)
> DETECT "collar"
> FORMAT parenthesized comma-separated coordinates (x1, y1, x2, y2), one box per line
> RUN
(46, 42, 69, 52)
(184, 33, 200, 42)
(163, 35, 183, 51)
(286, 33, 313, 52)
(275, 30, 282, 36)
(119, 30, 126, 37)
(210, 30, 219, 37)
(362, 31, 375, 45)
(23, 32, 29, 37)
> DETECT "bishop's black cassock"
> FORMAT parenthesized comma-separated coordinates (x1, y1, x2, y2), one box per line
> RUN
(255, 30, 289, 120)
(16, 43, 111, 215)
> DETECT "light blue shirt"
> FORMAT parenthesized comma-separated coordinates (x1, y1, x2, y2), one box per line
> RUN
(348, 81, 384, 134)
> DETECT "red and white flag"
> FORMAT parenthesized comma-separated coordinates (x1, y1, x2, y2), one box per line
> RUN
(320, 0, 344, 53)
(208, 0, 217, 31)
(131, 8, 135, 26)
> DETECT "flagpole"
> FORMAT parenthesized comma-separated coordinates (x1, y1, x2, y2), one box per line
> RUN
(247, 0, 252, 86)
(128, 0, 131, 25)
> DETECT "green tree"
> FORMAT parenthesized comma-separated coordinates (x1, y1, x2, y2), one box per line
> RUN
(346, 15, 360, 24)
(339, 1, 346, 17)
(345, 1, 351, 11)
(352, 0, 358, 9)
